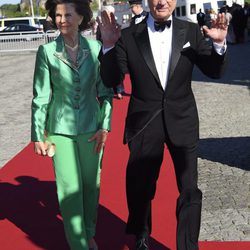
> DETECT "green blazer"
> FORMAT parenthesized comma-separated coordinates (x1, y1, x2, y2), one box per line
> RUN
(31, 34, 113, 142)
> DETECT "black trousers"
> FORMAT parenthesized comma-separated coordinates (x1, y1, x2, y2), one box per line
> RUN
(125, 112, 202, 250)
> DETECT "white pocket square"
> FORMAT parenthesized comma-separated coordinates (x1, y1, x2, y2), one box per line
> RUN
(183, 42, 191, 49)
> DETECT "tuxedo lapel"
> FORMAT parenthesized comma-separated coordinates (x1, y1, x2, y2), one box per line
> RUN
(168, 18, 186, 81)
(133, 22, 161, 86)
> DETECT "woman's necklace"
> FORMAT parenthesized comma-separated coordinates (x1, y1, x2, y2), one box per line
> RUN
(65, 43, 79, 52)
(64, 39, 79, 66)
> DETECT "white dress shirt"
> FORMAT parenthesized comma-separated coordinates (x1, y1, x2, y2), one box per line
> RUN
(147, 13, 173, 90)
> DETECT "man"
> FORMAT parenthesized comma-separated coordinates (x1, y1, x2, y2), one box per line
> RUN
(128, 0, 148, 25)
(98, 0, 228, 249)
(196, 8, 205, 28)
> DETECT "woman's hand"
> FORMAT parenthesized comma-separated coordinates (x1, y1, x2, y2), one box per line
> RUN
(96, 10, 121, 49)
(203, 13, 228, 44)
(88, 129, 109, 153)
(34, 141, 48, 156)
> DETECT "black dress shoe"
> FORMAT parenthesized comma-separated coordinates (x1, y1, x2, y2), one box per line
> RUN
(135, 237, 149, 250)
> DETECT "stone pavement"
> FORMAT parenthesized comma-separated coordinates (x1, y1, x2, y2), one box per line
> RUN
(0, 41, 250, 242)
(192, 41, 250, 241)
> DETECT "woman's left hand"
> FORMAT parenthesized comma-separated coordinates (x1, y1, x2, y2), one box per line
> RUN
(88, 129, 109, 153)
(203, 13, 228, 44)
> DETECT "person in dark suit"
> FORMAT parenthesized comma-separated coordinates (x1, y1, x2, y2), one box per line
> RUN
(98, 0, 228, 249)
(196, 8, 205, 28)
(128, 0, 148, 26)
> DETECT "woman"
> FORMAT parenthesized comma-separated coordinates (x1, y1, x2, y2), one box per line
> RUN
(31, 0, 113, 249)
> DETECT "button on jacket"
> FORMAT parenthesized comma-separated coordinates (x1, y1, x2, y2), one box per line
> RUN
(32, 34, 113, 142)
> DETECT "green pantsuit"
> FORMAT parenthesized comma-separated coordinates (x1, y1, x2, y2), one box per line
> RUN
(31, 34, 113, 250)
(48, 133, 103, 250)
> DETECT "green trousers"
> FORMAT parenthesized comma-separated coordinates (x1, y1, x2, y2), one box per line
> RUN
(48, 133, 103, 250)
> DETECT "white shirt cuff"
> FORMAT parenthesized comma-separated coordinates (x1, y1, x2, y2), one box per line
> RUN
(213, 40, 227, 55)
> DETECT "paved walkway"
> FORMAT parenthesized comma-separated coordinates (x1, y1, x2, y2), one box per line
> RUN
(192, 42, 250, 240)
(0, 41, 249, 241)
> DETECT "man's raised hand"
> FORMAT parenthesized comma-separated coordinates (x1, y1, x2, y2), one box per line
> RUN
(96, 10, 121, 49)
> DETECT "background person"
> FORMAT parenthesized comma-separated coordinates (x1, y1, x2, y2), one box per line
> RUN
(31, 0, 113, 249)
(128, 0, 148, 26)
(196, 8, 205, 28)
(204, 8, 212, 29)
(231, 3, 246, 43)
(98, 0, 228, 249)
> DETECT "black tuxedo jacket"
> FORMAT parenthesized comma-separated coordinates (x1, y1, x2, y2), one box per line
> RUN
(100, 17, 227, 146)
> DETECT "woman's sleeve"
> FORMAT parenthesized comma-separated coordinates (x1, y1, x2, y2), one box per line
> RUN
(31, 45, 51, 142)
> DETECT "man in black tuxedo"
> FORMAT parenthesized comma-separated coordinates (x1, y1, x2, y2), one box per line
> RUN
(98, 0, 228, 249)
(128, 0, 148, 26)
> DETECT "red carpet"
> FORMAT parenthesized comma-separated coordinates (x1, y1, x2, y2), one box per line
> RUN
(0, 75, 249, 250)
